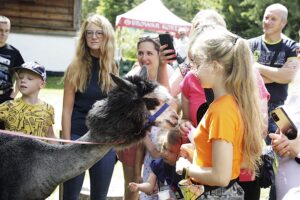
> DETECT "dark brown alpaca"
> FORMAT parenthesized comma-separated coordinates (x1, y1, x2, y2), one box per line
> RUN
(0, 67, 177, 200)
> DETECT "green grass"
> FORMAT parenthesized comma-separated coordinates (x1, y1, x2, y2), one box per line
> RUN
(45, 76, 64, 90)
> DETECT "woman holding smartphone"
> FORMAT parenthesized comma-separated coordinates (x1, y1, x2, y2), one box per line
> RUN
(117, 35, 175, 200)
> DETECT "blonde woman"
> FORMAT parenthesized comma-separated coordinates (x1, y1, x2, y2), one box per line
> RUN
(176, 27, 264, 198)
(62, 14, 118, 200)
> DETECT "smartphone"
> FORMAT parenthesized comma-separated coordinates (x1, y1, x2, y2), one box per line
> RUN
(270, 107, 298, 140)
(159, 33, 177, 60)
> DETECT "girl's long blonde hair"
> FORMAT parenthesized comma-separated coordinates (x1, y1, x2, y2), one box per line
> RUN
(190, 27, 263, 173)
(64, 14, 118, 93)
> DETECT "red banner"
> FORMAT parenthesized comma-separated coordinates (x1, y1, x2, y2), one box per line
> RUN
(116, 17, 190, 33)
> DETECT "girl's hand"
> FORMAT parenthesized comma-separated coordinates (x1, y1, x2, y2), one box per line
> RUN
(128, 182, 139, 192)
(179, 120, 194, 137)
(176, 157, 191, 176)
(179, 143, 195, 162)
(159, 44, 176, 65)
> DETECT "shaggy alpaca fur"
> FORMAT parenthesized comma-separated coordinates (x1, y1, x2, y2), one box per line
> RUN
(0, 67, 176, 200)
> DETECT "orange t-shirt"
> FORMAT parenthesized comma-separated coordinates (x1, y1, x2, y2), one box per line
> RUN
(193, 95, 244, 180)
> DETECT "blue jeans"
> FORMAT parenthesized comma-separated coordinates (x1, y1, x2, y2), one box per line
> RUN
(63, 134, 116, 200)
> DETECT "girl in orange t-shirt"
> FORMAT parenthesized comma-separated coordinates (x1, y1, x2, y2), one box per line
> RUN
(176, 26, 264, 198)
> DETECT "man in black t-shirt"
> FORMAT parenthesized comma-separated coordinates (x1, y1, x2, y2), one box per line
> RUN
(0, 16, 24, 129)
(249, 4, 298, 144)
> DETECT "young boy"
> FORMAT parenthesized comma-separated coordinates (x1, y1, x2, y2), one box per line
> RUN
(129, 128, 184, 199)
(0, 61, 56, 141)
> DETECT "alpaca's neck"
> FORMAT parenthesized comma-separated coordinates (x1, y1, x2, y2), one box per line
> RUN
(49, 132, 111, 185)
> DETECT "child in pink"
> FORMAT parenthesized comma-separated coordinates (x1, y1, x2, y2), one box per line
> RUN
(180, 72, 206, 127)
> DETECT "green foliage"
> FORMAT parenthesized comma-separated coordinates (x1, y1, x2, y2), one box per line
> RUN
(162, 0, 223, 22)
(81, 0, 300, 42)
(116, 28, 144, 61)
(97, 0, 144, 26)
(81, 0, 101, 20)
(222, 0, 300, 40)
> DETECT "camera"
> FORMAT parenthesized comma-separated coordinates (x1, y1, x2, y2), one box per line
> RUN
(271, 112, 279, 122)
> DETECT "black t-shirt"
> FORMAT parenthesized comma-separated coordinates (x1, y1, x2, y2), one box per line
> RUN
(0, 44, 24, 90)
(249, 36, 297, 103)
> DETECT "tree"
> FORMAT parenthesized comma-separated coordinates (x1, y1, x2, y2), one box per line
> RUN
(98, 0, 143, 26)
(81, 0, 101, 20)
(222, 0, 300, 40)
(162, 0, 223, 23)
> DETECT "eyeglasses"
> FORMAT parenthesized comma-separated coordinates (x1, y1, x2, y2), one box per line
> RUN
(85, 30, 104, 38)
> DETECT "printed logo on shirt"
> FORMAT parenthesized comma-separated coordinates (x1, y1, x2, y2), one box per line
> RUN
(0, 55, 10, 66)
(253, 50, 260, 62)
(258, 50, 286, 66)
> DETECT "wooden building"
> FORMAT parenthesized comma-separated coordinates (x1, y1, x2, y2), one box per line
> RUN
(0, 0, 82, 36)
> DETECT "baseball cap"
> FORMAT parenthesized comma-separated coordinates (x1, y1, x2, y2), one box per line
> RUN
(15, 61, 47, 81)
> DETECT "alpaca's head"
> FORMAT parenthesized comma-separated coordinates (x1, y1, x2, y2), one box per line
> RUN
(86, 67, 178, 148)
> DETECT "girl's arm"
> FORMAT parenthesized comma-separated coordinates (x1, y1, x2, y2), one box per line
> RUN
(134, 142, 145, 182)
(158, 45, 184, 97)
(128, 172, 157, 195)
(177, 140, 233, 187)
(181, 94, 190, 120)
(61, 80, 75, 140)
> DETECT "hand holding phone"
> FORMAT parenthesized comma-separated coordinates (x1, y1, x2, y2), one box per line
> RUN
(270, 107, 298, 140)
(159, 33, 177, 60)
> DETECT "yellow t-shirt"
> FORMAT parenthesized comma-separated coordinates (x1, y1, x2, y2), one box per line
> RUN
(0, 97, 54, 137)
(193, 95, 244, 180)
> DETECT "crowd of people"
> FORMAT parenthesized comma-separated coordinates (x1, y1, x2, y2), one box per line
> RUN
(1, 2, 300, 200)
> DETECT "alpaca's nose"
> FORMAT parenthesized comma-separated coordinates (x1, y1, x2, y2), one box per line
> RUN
(163, 111, 179, 128)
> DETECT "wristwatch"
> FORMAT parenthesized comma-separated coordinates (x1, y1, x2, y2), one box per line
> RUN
(295, 157, 300, 165)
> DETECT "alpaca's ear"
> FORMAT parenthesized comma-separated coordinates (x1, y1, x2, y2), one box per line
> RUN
(110, 73, 134, 92)
(139, 65, 148, 80)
